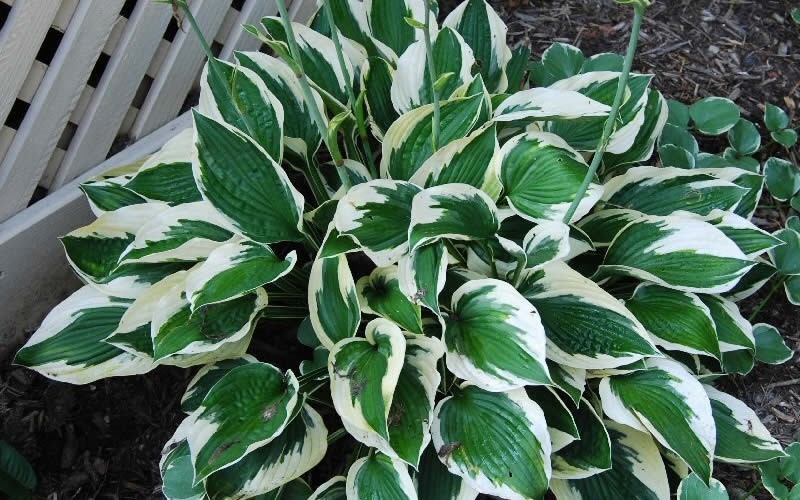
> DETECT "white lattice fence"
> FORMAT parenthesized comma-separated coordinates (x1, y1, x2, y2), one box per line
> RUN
(0, 0, 317, 359)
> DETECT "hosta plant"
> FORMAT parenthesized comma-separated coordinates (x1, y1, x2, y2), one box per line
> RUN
(14, 0, 797, 498)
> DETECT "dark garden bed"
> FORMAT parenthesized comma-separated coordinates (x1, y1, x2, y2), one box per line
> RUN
(1, 0, 798, 498)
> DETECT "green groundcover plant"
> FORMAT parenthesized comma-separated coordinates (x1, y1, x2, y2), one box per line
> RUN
(14, 0, 800, 498)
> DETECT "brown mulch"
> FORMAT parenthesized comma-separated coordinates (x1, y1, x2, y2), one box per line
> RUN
(2, 1, 799, 498)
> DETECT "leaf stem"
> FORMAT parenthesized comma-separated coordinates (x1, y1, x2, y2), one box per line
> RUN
(562, 5, 646, 224)
(748, 277, 785, 322)
(422, 0, 440, 151)
(327, 428, 348, 444)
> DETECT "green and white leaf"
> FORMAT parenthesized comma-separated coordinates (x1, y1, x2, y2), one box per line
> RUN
(181, 355, 257, 413)
(548, 361, 587, 405)
(444, 278, 550, 391)
(391, 27, 474, 113)
(769, 228, 800, 276)
(432, 384, 552, 500)
(525, 386, 579, 452)
(551, 398, 612, 479)
(523, 221, 571, 268)
(365, 0, 430, 57)
(696, 209, 784, 259)
(185, 239, 296, 311)
(381, 94, 484, 181)
(517, 262, 658, 369)
(329, 319, 405, 457)
(357, 266, 423, 334)
(601, 166, 746, 216)
(599, 358, 716, 483)
(118, 202, 235, 265)
(600, 214, 754, 294)
(409, 124, 502, 200)
(149, 271, 268, 362)
(160, 442, 206, 500)
(408, 183, 500, 251)
(334, 179, 420, 266)
(262, 18, 358, 105)
(235, 52, 324, 160)
(493, 87, 611, 122)
(416, 444, 479, 500)
(699, 294, 755, 353)
(308, 255, 361, 350)
(576, 209, 644, 248)
(499, 131, 603, 223)
(708, 167, 764, 219)
(346, 453, 417, 500)
(192, 111, 305, 244)
(443, 0, 511, 92)
(184, 362, 300, 481)
(704, 385, 785, 464)
(14, 286, 153, 384)
(624, 283, 720, 359)
(309, 476, 346, 500)
(398, 241, 448, 313)
(361, 56, 400, 138)
(204, 404, 327, 500)
(550, 421, 669, 500)
(198, 59, 284, 162)
(690, 97, 740, 135)
(388, 334, 445, 467)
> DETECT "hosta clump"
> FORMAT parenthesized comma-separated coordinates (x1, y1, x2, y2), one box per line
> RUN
(15, 0, 797, 498)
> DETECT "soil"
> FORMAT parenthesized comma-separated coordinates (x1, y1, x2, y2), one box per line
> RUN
(2, 0, 799, 498)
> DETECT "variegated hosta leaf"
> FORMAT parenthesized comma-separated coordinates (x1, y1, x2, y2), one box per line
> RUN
(547, 72, 653, 154)
(204, 404, 327, 499)
(262, 18, 358, 105)
(416, 444, 479, 500)
(699, 294, 755, 354)
(600, 214, 754, 294)
(465, 234, 526, 279)
(601, 166, 747, 216)
(388, 334, 444, 467)
(492, 87, 611, 122)
(357, 266, 423, 334)
(81, 177, 146, 215)
(499, 131, 603, 224)
(323, 159, 373, 200)
(549, 361, 587, 405)
(432, 384, 552, 500)
(61, 202, 168, 283)
(551, 397, 612, 479)
(409, 124, 502, 200)
(576, 209, 644, 248)
(334, 179, 421, 266)
(14, 286, 153, 384)
(550, 420, 670, 500)
(192, 111, 305, 244)
(710, 167, 764, 219)
(308, 255, 361, 350)
(309, 476, 346, 499)
(124, 128, 202, 205)
(329, 319, 405, 456)
(398, 241, 448, 313)
(117, 202, 235, 265)
(184, 362, 300, 481)
(517, 262, 658, 369)
(624, 283, 721, 359)
(235, 52, 324, 161)
(529, 42, 585, 86)
(198, 59, 284, 163)
(523, 221, 572, 269)
(319, 223, 360, 259)
(346, 453, 417, 500)
(160, 442, 206, 500)
(408, 184, 500, 251)
(753, 323, 794, 365)
(362, 56, 399, 137)
(180, 355, 257, 413)
(365, 0, 429, 57)
(698, 209, 784, 259)
(381, 94, 484, 181)
(604, 89, 669, 171)
(185, 240, 296, 311)
(526, 386, 579, 452)
(323, 0, 391, 61)
(391, 27, 474, 114)
(704, 385, 785, 464)
(148, 272, 268, 362)
(443, 0, 511, 93)
(444, 278, 550, 391)
(599, 358, 716, 483)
